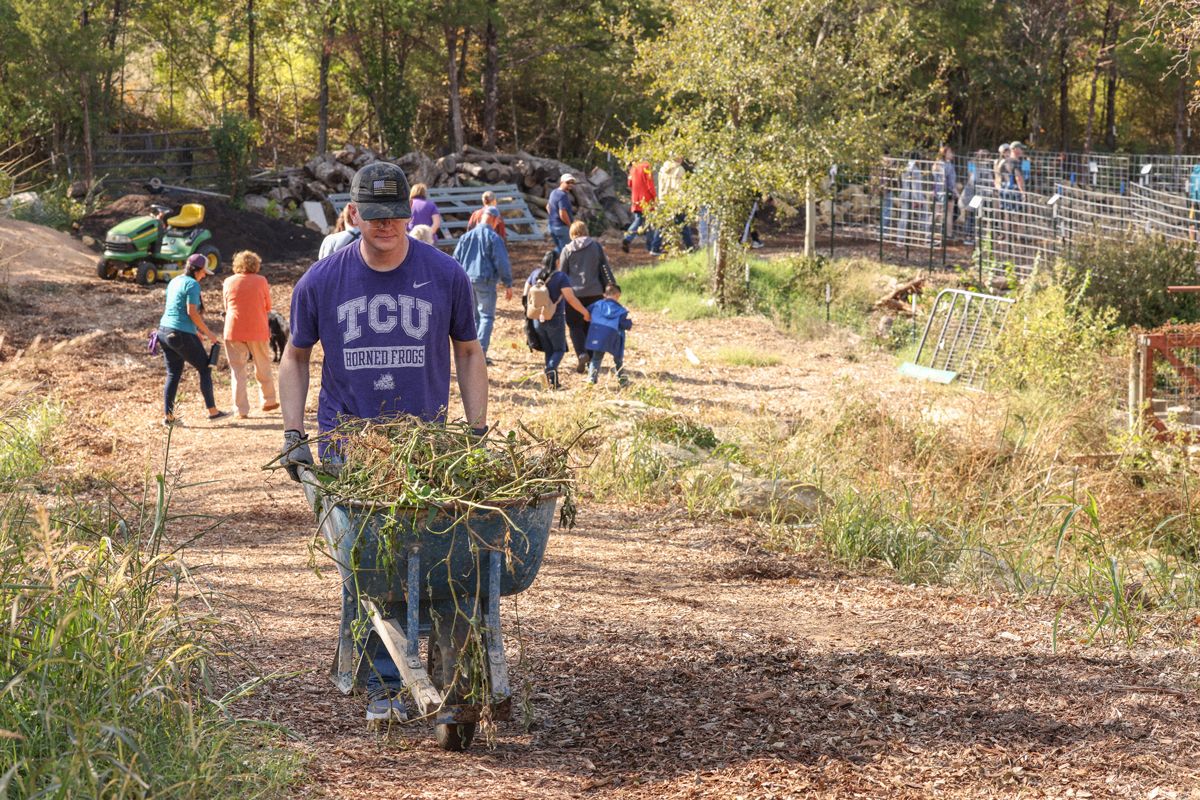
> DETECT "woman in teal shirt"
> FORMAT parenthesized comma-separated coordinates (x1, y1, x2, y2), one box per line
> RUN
(159, 254, 227, 425)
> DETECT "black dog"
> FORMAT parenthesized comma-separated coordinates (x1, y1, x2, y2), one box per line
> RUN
(268, 312, 289, 362)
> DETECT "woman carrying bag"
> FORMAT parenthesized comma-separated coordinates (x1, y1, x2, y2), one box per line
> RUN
(158, 253, 227, 425)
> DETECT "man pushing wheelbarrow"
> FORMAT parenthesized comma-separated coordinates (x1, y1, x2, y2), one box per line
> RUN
(277, 162, 564, 750)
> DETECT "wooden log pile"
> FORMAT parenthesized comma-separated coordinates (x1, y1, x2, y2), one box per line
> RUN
(245, 144, 632, 231)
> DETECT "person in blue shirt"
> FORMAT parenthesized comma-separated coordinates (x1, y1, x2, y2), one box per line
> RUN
(546, 174, 577, 255)
(1188, 164, 1200, 242)
(157, 253, 227, 425)
(452, 209, 513, 362)
(584, 283, 633, 386)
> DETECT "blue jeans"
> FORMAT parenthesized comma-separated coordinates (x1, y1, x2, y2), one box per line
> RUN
(588, 351, 624, 382)
(471, 279, 498, 354)
(159, 327, 215, 417)
(674, 213, 695, 250)
(697, 208, 714, 247)
(623, 212, 661, 252)
(532, 316, 567, 387)
(363, 632, 403, 700)
(549, 223, 571, 255)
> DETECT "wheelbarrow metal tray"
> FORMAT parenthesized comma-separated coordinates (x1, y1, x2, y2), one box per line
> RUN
(318, 494, 558, 599)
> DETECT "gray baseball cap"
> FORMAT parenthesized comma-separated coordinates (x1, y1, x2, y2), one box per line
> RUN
(350, 162, 412, 220)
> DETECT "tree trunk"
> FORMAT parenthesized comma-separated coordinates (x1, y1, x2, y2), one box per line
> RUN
(1102, 18, 1120, 151)
(1084, 0, 1114, 152)
(247, 0, 258, 119)
(482, 1, 499, 151)
(713, 228, 728, 307)
(445, 26, 464, 153)
(101, 0, 124, 101)
(80, 74, 94, 183)
(1058, 32, 1070, 151)
(804, 180, 816, 257)
(317, 8, 335, 154)
(1176, 59, 1190, 155)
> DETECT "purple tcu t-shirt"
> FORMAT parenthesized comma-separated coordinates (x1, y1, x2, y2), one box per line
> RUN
(290, 238, 477, 436)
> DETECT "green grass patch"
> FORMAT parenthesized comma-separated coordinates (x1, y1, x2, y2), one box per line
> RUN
(616, 254, 721, 321)
(0, 398, 301, 797)
(714, 346, 782, 367)
(618, 252, 913, 342)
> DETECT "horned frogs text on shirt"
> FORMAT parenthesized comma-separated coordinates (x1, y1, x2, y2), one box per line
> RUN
(289, 238, 477, 436)
(337, 293, 432, 369)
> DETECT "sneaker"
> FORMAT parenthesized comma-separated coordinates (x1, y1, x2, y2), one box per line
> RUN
(750, 240, 764, 249)
(207, 410, 230, 421)
(366, 696, 408, 727)
(586, 371, 598, 385)
(261, 402, 280, 412)
(647, 250, 664, 257)
(621, 239, 630, 253)
(575, 354, 589, 374)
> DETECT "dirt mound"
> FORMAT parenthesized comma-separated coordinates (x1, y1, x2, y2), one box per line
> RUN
(77, 192, 321, 264)
(0, 217, 95, 285)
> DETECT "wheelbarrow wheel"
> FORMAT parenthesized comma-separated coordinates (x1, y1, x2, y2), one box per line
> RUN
(428, 622, 476, 752)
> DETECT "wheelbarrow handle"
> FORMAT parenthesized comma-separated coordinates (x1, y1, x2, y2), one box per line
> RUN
(296, 463, 324, 513)
(1168, 286, 1200, 293)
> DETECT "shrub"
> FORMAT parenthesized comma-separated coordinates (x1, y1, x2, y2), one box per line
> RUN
(992, 280, 1122, 400)
(211, 113, 259, 199)
(1056, 233, 1200, 329)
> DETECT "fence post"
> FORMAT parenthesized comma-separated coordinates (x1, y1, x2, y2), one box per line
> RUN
(879, 194, 884, 263)
(829, 164, 838, 259)
(941, 199, 948, 268)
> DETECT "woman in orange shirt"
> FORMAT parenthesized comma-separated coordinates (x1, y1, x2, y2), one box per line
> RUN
(222, 250, 279, 418)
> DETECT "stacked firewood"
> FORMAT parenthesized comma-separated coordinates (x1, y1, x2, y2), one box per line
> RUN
(245, 144, 632, 231)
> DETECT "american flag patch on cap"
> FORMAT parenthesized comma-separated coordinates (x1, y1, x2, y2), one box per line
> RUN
(372, 179, 398, 195)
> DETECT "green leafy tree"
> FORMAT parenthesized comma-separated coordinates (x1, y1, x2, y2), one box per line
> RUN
(613, 0, 946, 305)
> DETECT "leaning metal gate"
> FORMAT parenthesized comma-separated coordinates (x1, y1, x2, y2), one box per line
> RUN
(901, 289, 1015, 389)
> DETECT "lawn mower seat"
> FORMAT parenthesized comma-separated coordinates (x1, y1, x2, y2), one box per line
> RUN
(167, 204, 205, 228)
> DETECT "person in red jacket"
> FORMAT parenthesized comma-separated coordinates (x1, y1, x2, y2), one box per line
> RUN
(622, 159, 662, 255)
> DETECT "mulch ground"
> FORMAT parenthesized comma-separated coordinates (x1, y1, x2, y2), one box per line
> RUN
(2, 222, 1199, 799)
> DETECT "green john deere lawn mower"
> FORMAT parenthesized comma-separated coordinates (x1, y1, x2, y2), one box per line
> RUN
(96, 202, 221, 286)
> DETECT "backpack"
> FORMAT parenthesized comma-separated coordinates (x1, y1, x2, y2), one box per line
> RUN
(525, 268, 554, 321)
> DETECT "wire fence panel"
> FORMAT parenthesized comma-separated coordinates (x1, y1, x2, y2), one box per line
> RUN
(1057, 184, 1133, 244)
(1129, 183, 1194, 242)
(909, 289, 1015, 389)
(1133, 155, 1200, 195)
(879, 158, 949, 252)
(975, 189, 1058, 283)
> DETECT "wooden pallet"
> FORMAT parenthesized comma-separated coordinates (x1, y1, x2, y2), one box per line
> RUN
(328, 183, 544, 247)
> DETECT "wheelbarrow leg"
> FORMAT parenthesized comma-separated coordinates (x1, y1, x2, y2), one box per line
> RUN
(485, 548, 512, 716)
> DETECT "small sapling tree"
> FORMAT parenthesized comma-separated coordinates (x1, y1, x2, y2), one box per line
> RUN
(612, 0, 946, 306)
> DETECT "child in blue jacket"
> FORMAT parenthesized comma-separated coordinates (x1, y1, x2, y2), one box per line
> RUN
(584, 284, 633, 385)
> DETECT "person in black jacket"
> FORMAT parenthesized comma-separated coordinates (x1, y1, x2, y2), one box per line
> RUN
(558, 220, 616, 373)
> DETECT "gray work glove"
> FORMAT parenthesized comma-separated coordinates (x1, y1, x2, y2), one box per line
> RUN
(281, 429, 314, 482)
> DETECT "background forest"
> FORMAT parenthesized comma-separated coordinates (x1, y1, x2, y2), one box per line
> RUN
(3, 0, 1200, 177)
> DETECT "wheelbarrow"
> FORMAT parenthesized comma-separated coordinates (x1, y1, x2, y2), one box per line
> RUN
(298, 464, 557, 750)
